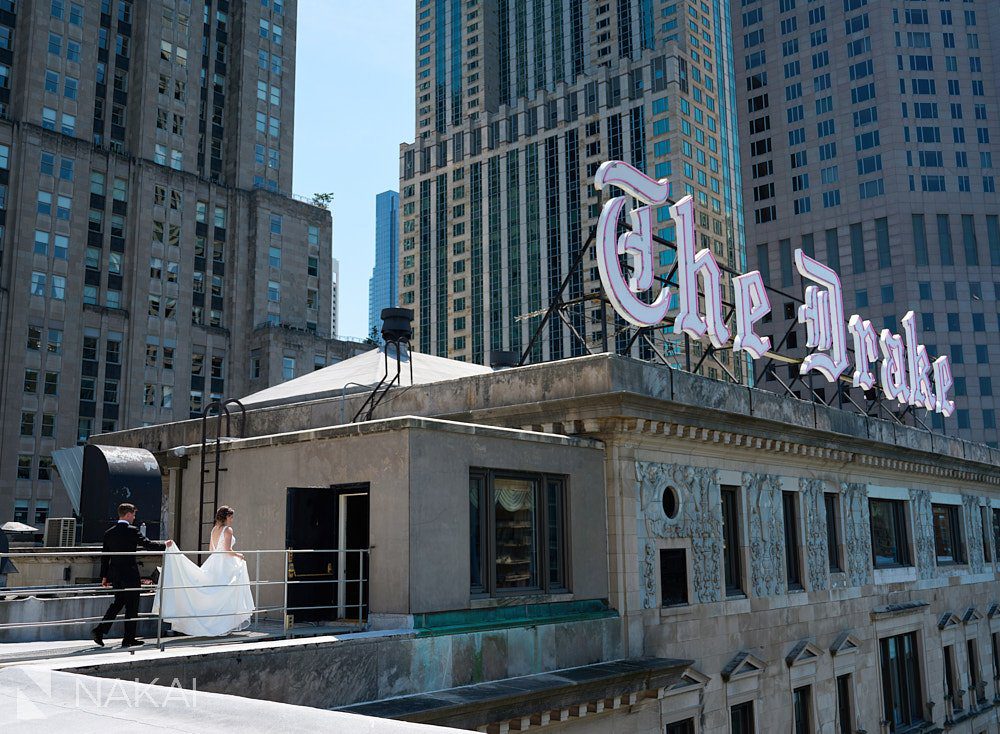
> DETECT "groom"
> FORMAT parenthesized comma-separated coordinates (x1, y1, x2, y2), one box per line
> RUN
(92, 502, 173, 648)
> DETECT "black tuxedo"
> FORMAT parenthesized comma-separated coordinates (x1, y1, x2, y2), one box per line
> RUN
(95, 521, 165, 641)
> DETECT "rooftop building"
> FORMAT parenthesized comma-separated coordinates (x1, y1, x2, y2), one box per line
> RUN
(84, 350, 1000, 733)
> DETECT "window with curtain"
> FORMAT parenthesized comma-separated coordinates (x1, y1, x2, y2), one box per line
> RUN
(869, 498, 911, 568)
(469, 470, 567, 596)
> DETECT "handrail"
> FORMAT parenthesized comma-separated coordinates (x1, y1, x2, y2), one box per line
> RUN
(1, 548, 349, 558)
(0, 547, 370, 651)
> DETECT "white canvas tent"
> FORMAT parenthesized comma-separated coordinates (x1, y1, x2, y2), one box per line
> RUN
(239, 344, 492, 409)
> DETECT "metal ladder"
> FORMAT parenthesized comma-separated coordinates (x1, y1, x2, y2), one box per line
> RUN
(197, 398, 246, 554)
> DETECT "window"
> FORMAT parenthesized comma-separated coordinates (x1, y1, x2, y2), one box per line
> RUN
(469, 470, 567, 595)
(932, 503, 964, 564)
(944, 644, 960, 711)
(992, 632, 1000, 683)
(870, 498, 910, 567)
(880, 632, 923, 729)
(267, 280, 280, 302)
(56, 195, 71, 221)
(836, 674, 853, 734)
(12, 498, 29, 523)
(660, 548, 688, 606)
(721, 486, 743, 595)
(825, 493, 842, 572)
(967, 639, 983, 705)
(29, 271, 46, 297)
(17, 455, 32, 480)
(50, 275, 66, 300)
(792, 686, 811, 734)
(106, 336, 122, 364)
(665, 720, 694, 734)
(281, 356, 295, 380)
(47, 329, 62, 354)
(730, 701, 755, 734)
(103, 379, 118, 403)
(782, 491, 801, 589)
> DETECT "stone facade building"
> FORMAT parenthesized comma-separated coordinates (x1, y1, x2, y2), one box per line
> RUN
(86, 352, 1000, 733)
(398, 0, 746, 373)
(0, 0, 350, 525)
(733, 0, 1000, 449)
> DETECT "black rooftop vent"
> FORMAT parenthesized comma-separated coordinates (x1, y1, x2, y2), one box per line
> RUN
(381, 308, 413, 342)
(490, 350, 520, 369)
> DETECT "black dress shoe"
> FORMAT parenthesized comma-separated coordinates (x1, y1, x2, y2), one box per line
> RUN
(91, 629, 104, 647)
(120, 639, 145, 648)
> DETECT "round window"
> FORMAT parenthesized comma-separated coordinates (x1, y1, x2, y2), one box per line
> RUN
(661, 486, 679, 520)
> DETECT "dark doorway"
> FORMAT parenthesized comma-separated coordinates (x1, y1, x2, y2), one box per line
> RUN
(339, 491, 369, 621)
(285, 484, 369, 623)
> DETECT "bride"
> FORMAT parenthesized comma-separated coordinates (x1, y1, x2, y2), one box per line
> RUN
(152, 505, 255, 636)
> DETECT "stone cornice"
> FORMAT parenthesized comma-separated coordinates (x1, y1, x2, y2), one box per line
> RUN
(523, 414, 1000, 487)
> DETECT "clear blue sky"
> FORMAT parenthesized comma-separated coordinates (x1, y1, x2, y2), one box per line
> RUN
(293, 1, 415, 339)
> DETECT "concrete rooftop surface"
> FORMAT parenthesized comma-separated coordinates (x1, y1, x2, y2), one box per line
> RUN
(0, 664, 471, 733)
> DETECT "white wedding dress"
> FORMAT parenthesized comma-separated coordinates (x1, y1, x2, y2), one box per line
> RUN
(152, 528, 255, 636)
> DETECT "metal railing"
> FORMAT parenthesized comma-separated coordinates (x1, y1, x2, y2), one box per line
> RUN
(0, 547, 369, 652)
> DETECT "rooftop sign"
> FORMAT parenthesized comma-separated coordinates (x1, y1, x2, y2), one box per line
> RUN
(593, 160, 955, 417)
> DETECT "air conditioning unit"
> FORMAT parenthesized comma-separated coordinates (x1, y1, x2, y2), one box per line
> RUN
(44, 517, 77, 547)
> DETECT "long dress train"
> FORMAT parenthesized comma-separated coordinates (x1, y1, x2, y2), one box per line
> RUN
(152, 530, 255, 636)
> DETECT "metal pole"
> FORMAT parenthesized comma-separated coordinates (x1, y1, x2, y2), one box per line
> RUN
(601, 300, 609, 353)
(282, 549, 289, 638)
(254, 551, 261, 627)
(359, 549, 365, 627)
(157, 550, 167, 652)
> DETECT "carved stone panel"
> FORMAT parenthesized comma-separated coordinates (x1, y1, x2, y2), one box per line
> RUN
(909, 488, 935, 580)
(963, 494, 986, 575)
(641, 542, 657, 609)
(841, 482, 873, 587)
(800, 479, 829, 592)
(743, 472, 785, 597)
(636, 462, 723, 606)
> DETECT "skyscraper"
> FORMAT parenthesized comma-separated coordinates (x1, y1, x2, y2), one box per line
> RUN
(734, 0, 1000, 447)
(368, 190, 400, 341)
(0, 0, 339, 524)
(332, 256, 341, 339)
(399, 0, 746, 371)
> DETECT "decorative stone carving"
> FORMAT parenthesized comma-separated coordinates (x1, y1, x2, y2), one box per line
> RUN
(909, 489, 935, 579)
(743, 472, 785, 597)
(636, 462, 723, 605)
(641, 541, 657, 609)
(841, 483, 873, 587)
(800, 479, 829, 592)
(963, 494, 986, 575)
